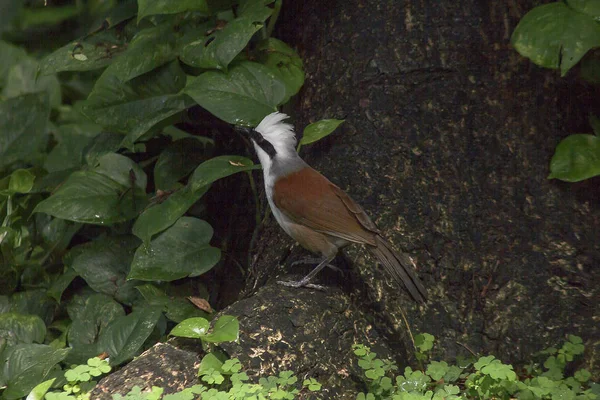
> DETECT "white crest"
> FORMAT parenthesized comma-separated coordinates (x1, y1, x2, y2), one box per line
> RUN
(255, 112, 297, 155)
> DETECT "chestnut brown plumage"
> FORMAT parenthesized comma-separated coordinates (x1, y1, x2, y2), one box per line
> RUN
(248, 112, 427, 303)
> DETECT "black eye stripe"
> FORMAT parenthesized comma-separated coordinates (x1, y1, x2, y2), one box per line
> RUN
(251, 129, 277, 159)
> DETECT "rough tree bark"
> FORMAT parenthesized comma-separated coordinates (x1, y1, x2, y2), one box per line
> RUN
(249, 0, 599, 376)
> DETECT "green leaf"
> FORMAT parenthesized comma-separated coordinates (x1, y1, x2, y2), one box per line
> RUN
(93, 153, 147, 191)
(129, 217, 221, 281)
(427, 361, 449, 381)
(135, 284, 208, 323)
(0, 313, 46, 346)
(9, 290, 56, 326)
(0, 344, 69, 400)
(82, 132, 123, 166)
(99, 306, 162, 365)
(474, 355, 495, 371)
(414, 333, 435, 353)
(40, 29, 128, 75)
(67, 294, 124, 349)
(26, 378, 55, 400)
(169, 317, 210, 339)
(81, 62, 193, 148)
(0, 40, 28, 88)
(300, 119, 344, 146)
(184, 61, 286, 126)
(7, 169, 35, 194)
(0, 93, 50, 170)
(480, 359, 517, 381)
(132, 184, 209, 245)
(548, 134, 600, 182)
(189, 155, 258, 192)
(198, 353, 224, 376)
(511, 2, 600, 76)
(443, 365, 463, 383)
(65, 236, 141, 303)
(154, 138, 213, 191)
(104, 0, 138, 27)
(256, 38, 304, 103)
(44, 122, 102, 173)
(33, 170, 147, 225)
(567, 0, 600, 18)
(203, 315, 239, 343)
(47, 268, 79, 303)
(138, 0, 209, 22)
(105, 22, 179, 84)
(180, 5, 272, 70)
(2, 58, 62, 109)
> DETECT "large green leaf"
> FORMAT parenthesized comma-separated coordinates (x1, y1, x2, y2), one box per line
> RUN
(180, 5, 272, 70)
(256, 38, 304, 103)
(0, 93, 50, 170)
(154, 137, 213, 191)
(129, 217, 220, 281)
(168, 315, 238, 343)
(511, 2, 600, 75)
(98, 306, 162, 365)
(80, 62, 194, 148)
(184, 61, 286, 126)
(133, 155, 255, 244)
(9, 290, 56, 326)
(300, 119, 345, 146)
(189, 155, 258, 191)
(169, 317, 210, 339)
(567, 0, 600, 18)
(0, 40, 27, 89)
(100, 22, 179, 84)
(65, 235, 141, 303)
(93, 153, 147, 191)
(40, 28, 129, 75)
(0, 313, 46, 346)
(202, 315, 239, 343)
(2, 58, 61, 109)
(548, 134, 600, 182)
(47, 268, 79, 303)
(43, 122, 102, 173)
(138, 0, 209, 22)
(34, 154, 148, 224)
(0, 344, 69, 400)
(67, 294, 124, 348)
(26, 378, 55, 400)
(82, 132, 124, 166)
(136, 284, 208, 323)
(132, 184, 209, 245)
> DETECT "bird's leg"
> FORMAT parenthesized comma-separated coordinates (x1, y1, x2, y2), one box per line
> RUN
(278, 255, 336, 290)
(291, 257, 341, 272)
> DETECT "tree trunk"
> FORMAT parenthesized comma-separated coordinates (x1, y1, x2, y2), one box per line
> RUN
(249, 0, 600, 374)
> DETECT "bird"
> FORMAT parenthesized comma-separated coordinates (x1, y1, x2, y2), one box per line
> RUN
(245, 112, 427, 303)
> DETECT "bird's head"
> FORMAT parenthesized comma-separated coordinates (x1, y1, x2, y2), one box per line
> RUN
(243, 112, 298, 167)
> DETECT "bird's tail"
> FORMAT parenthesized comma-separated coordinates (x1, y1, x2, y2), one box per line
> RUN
(368, 235, 427, 303)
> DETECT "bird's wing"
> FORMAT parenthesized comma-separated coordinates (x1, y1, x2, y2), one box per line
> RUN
(272, 167, 379, 245)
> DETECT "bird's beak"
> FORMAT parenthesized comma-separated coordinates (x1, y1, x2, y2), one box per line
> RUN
(235, 126, 263, 143)
(234, 126, 252, 134)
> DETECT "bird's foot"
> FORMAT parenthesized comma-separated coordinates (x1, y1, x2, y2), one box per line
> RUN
(277, 279, 327, 291)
